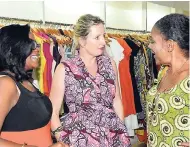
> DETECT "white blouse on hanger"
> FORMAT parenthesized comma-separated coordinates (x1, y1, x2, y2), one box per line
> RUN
(106, 38, 124, 68)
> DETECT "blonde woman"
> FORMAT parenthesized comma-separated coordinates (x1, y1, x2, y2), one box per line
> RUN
(50, 14, 131, 147)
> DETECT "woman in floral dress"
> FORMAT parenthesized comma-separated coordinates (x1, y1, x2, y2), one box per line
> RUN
(50, 14, 131, 147)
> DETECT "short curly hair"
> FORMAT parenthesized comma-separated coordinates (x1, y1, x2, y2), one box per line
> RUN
(0, 24, 36, 81)
(154, 13, 189, 58)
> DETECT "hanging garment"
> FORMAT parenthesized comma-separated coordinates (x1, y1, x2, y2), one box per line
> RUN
(117, 38, 136, 116)
(106, 38, 124, 95)
(53, 41, 61, 70)
(152, 54, 158, 79)
(133, 44, 152, 120)
(116, 38, 139, 136)
(124, 38, 142, 113)
(50, 41, 57, 78)
(108, 38, 124, 69)
(33, 33, 46, 93)
(43, 42, 53, 96)
(48, 35, 61, 72)
(59, 53, 131, 147)
(105, 44, 114, 57)
(32, 70, 40, 90)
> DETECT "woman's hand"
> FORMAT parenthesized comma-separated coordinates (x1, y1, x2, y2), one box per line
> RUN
(179, 142, 190, 147)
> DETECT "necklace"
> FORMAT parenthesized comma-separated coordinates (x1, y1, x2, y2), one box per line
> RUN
(157, 59, 189, 92)
(151, 59, 189, 114)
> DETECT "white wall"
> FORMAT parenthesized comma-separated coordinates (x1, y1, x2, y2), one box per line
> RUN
(0, 1, 105, 26)
(44, 0, 105, 24)
(0, 1, 43, 21)
(106, 2, 144, 30)
(0, 1, 188, 31)
(151, 1, 189, 11)
(105, 1, 188, 31)
(147, 2, 174, 31)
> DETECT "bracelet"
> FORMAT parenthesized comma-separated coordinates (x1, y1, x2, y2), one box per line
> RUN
(52, 126, 63, 136)
(21, 142, 27, 147)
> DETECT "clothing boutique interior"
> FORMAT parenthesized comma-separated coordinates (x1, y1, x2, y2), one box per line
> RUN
(0, 1, 189, 147)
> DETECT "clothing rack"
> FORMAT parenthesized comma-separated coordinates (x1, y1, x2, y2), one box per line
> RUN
(0, 17, 73, 29)
(106, 27, 149, 33)
(0, 16, 43, 24)
(106, 27, 150, 44)
(106, 27, 150, 34)
(106, 27, 150, 35)
(0, 17, 151, 33)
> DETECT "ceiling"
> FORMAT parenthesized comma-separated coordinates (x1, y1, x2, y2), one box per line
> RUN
(151, 1, 189, 11)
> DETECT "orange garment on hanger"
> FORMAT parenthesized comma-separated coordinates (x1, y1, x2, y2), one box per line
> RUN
(42, 41, 50, 97)
(116, 38, 136, 117)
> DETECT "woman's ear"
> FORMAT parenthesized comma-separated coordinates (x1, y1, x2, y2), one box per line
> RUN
(167, 39, 175, 52)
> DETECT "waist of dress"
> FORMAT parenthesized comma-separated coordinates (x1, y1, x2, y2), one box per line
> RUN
(67, 102, 114, 113)
(60, 104, 126, 131)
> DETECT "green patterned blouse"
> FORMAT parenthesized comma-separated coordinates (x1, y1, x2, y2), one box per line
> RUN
(146, 66, 190, 147)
